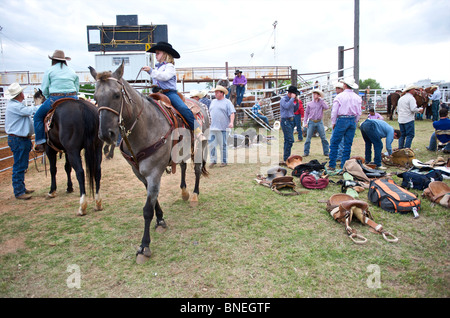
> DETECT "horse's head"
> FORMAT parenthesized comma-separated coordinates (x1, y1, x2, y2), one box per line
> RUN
(33, 88, 45, 106)
(90, 62, 125, 145)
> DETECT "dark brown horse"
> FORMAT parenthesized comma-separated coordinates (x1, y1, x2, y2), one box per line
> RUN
(33, 89, 103, 216)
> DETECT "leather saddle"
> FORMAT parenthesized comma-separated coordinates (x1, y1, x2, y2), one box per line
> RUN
(326, 194, 398, 244)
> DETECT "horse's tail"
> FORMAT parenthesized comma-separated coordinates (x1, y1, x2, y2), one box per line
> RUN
(80, 101, 102, 198)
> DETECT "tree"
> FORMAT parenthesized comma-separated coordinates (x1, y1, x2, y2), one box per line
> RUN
(359, 78, 381, 90)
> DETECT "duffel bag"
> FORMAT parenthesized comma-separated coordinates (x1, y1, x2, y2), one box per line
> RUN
(398, 169, 443, 190)
(368, 178, 420, 215)
(300, 171, 329, 189)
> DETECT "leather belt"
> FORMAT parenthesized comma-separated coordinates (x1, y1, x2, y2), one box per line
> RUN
(281, 117, 294, 121)
(50, 92, 76, 96)
(311, 119, 322, 123)
(338, 115, 355, 118)
(8, 134, 31, 139)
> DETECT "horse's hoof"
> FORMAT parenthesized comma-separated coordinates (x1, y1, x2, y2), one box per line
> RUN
(181, 188, 190, 201)
(136, 247, 151, 264)
(94, 200, 103, 211)
(46, 192, 56, 199)
(190, 193, 199, 207)
(155, 219, 167, 233)
(66, 188, 74, 193)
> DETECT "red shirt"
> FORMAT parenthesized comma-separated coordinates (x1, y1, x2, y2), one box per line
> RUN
(294, 99, 304, 116)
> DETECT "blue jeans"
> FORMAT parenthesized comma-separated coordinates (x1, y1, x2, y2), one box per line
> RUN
(209, 130, 228, 164)
(360, 120, 384, 167)
(236, 85, 245, 106)
(303, 120, 329, 156)
(256, 114, 270, 126)
(427, 132, 450, 151)
(399, 120, 415, 149)
(8, 135, 32, 197)
(431, 100, 440, 122)
(331, 129, 344, 161)
(329, 116, 357, 168)
(281, 117, 295, 161)
(34, 93, 78, 144)
(164, 90, 196, 130)
(294, 114, 303, 140)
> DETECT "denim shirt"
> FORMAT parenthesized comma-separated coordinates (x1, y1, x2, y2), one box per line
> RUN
(280, 95, 295, 119)
(5, 99, 40, 137)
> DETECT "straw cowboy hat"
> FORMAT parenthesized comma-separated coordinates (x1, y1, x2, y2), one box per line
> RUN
(147, 41, 180, 58)
(340, 78, 359, 89)
(5, 82, 26, 99)
(190, 90, 207, 98)
(286, 155, 303, 169)
(213, 85, 228, 95)
(403, 84, 419, 92)
(49, 50, 71, 61)
(312, 89, 325, 98)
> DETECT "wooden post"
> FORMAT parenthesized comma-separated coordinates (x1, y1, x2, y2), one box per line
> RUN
(291, 69, 297, 87)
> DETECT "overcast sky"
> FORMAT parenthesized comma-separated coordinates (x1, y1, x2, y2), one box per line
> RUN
(1, 0, 449, 89)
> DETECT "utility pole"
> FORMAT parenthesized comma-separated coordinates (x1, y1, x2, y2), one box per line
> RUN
(354, 0, 360, 88)
(338, 46, 344, 79)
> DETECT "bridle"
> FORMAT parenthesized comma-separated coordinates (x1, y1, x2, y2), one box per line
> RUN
(97, 77, 144, 167)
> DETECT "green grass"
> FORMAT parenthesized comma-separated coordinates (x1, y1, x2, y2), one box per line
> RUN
(0, 119, 448, 298)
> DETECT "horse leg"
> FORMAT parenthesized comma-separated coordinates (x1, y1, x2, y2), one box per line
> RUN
(66, 151, 87, 216)
(180, 161, 189, 201)
(94, 146, 103, 211)
(64, 154, 74, 193)
(47, 147, 58, 199)
(190, 162, 202, 207)
(154, 199, 167, 229)
(136, 184, 159, 264)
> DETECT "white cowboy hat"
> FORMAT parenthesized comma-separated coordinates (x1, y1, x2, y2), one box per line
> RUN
(403, 84, 419, 92)
(190, 90, 207, 99)
(312, 89, 325, 98)
(5, 82, 26, 99)
(340, 78, 359, 89)
(49, 50, 71, 61)
(213, 85, 228, 95)
(335, 82, 344, 89)
(273, 120, 281, 130)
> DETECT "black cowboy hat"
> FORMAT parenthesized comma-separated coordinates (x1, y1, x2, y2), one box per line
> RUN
(147, 41, 180, 58)
(287, 85, 300, 95)
(234, 70, 242, 75)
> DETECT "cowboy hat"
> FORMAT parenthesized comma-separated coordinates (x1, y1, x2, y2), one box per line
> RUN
(147, 41, 180, 58)
(48, 50, 71, 61)
(312, 89, 325, 98)
(335, 82, 344, 89)
(287, 85, 300, 95)
(340, 78, 359, 89)
(213, 85, 228, 95)
(266, 166, 287, 182)
(234, 70, 242, 75)
(5, 82, 26, 99)
(190, 90, 207, 99)
(403, 84, 418, 92)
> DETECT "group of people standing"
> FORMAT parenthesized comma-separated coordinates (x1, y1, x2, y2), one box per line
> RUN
(279, 78, 418, 171)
